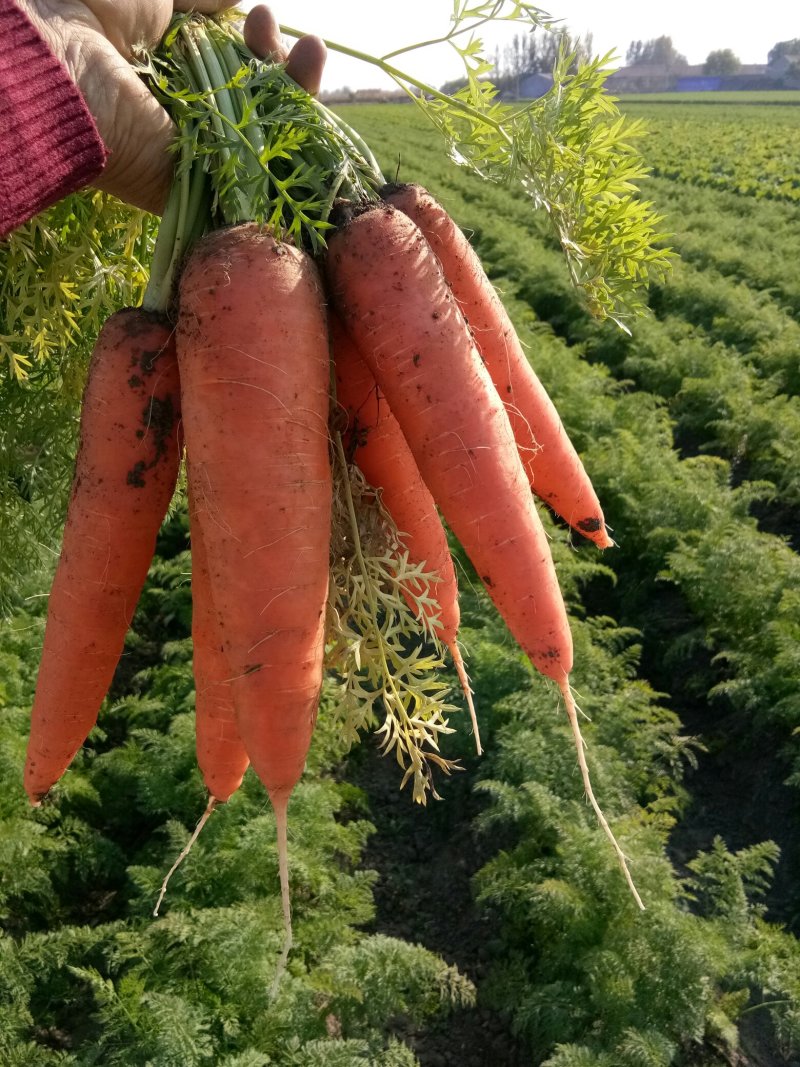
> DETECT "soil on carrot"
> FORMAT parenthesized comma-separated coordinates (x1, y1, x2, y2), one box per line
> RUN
(126, 393, 178, 488)
(347, 738, 529, 1067)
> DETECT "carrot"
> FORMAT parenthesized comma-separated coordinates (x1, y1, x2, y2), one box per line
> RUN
(189, 477, 249, 805)
(331, 313, 479, 751)
(383, 183, 613, 549)
(327, 204, 572, 682)
(151, 483, 252, 919)
(24, 309, 182, 804)
(176, 223, 332, 960)
(327, 204, 642, 907)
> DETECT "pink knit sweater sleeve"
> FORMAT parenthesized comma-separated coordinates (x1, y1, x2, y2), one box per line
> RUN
(0, 0, 106, 238)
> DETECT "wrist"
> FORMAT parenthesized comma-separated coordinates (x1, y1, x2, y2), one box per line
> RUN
(0, 0, 105, 234)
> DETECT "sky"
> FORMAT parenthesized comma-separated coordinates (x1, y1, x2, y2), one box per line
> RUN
(239, 2, 799, 92)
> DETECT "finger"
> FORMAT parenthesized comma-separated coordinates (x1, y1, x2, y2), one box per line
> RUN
(173, 1, 238, 12)
(243, 5, 286, 62)
(285, 35, 327, 97)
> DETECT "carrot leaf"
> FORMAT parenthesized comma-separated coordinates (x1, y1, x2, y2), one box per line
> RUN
(327, 435, 462, 804)
(280, 0, 674, 326)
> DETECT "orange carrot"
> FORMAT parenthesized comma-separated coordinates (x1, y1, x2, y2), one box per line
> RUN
(176, 223, 332, 953)
(327, 203, 572, 682)
(178, 225, 330, 805)
(24, 309, 182, 803)
(151, 482, 252, 919)
(188, 477, 250, 804)
(383, 183, 612, 549)
(328, 204, 642, 908)
(332, 313, 479, 750)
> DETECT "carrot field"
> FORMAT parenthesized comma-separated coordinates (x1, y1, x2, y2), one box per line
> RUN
(2, 96, 800, 1066)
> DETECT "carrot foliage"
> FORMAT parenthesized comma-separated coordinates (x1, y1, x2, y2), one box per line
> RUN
(280, 0, 674, 325)
(327, 436, 459, 804)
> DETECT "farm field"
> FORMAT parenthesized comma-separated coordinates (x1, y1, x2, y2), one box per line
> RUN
(2, 95, 800, 1065)
(620, 100, 800, 201)
(619, 91, 800, 104)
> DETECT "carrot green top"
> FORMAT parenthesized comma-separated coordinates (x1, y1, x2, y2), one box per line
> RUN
(142, 5, 672, 325)
(141, 15, 385, 312)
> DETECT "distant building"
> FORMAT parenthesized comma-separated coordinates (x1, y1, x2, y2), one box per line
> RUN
(494, 72, 554, 100)
(516, 73, 554, 99)
(770, 54, 800, 88)
(674, 75, 721, 92)
(771, 54, 800, 76)
(605, 61, 783, 94)
(605, 64, 675, 93)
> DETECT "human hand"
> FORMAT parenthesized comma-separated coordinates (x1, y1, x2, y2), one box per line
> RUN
(16, 2, 326, 214)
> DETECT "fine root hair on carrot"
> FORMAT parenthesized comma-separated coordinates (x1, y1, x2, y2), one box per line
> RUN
(557, 677, 645, 911)
(153, 796, 217, 917)
(270, 795, 293, 1002)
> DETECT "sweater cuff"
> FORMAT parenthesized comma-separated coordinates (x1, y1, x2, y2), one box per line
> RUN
(0, 1, 107, 238)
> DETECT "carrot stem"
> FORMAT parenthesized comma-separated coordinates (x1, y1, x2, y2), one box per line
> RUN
(179, 28, 247, 222)
(143, 179, 182, 313)
(143, 110, 210, 315)
(153, 796, 217, 917)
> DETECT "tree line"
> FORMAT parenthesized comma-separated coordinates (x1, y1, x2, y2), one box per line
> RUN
(625, 34, 800, 75)
(485, 31, 800, 85)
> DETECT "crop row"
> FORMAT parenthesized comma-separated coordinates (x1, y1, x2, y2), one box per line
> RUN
(622, 102, 800, 202)
(644, 177, 800, 317)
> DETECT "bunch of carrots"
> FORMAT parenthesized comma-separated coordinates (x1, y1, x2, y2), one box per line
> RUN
(23, 12, 645, 958)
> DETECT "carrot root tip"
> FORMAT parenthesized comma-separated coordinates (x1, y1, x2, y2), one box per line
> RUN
(449, 641, 481, 756)
(270, 794, 293, 1001)
(152, 796, 217, 918)
(557, 676, 645, 912)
